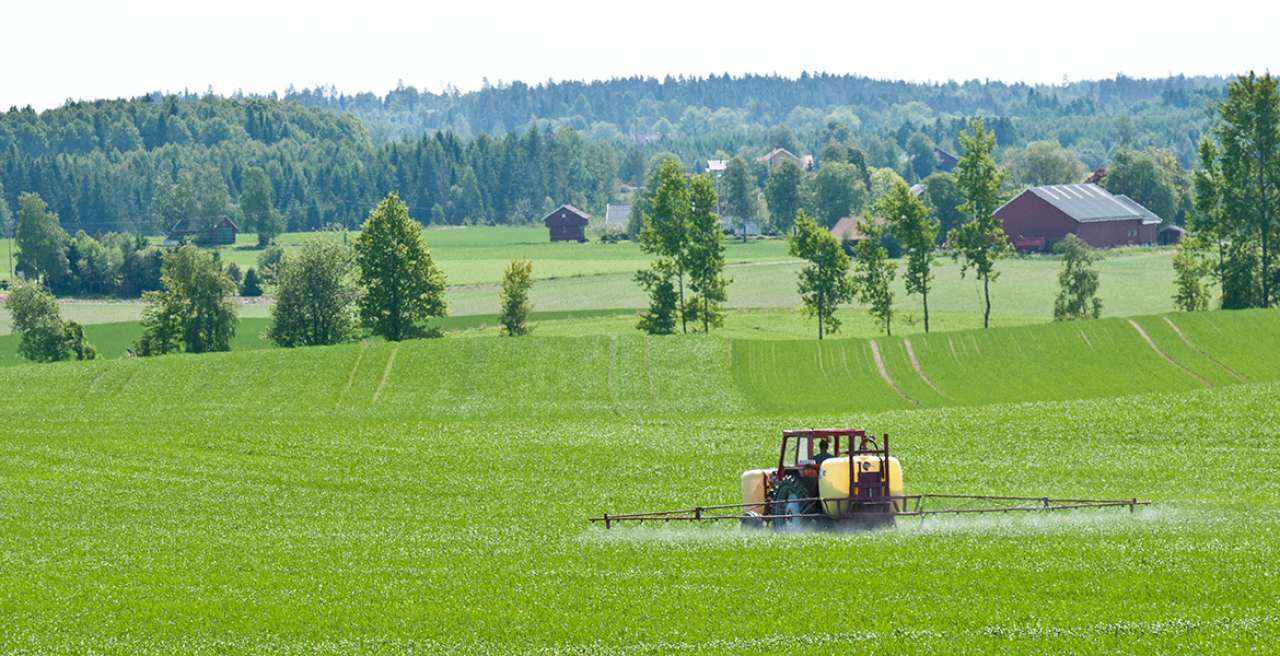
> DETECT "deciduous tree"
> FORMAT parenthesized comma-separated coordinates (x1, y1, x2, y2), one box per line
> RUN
(4, 281, 95, 362)
(135, 245, 237, 355)
(765, 159, 803, 233)
(879, 180, 938, 331)
(269, 238, 360, 346)
(850, 220, 897, 335)
(788, 211, 853, 339)
(638, 159, 692, 333)
(1052, 234, 1102, 321)
(948, 119, 1010, 328)
(354, 192, 447, 341)
(14, 192, 71, 292)
(685, 174, 729, 331)
(499, 258, 533, 336)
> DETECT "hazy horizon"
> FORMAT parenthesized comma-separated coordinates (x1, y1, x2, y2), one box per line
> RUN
(6, 0, 1277, 111)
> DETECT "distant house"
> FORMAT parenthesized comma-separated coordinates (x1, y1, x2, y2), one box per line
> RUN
(755, 148, 813, 172)
(604, 203, 631, 231)
(1085, 167, 1107, 184)
(909, 183, 926, 199)
(166, 217, 239, 246)
(995, 183, 1161, 252)
(706, 159, 728, 174)
(934, 147, 958, 172)
(542, 204, 590, 242)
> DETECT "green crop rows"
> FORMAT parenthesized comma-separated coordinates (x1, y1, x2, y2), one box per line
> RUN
(1, 309, 1279, 653)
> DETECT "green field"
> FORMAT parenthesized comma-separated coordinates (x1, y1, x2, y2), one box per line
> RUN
(2, 309, 1279, 653)
(2, 228, 1180, 344)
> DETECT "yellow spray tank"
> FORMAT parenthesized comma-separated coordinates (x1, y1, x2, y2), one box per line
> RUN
(818, 455, 903, 517)
(740, 469, 770, 514)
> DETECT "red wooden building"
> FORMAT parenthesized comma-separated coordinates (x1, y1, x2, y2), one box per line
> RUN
(995, 183, 1161, 252)
(542, 204, 590, 242)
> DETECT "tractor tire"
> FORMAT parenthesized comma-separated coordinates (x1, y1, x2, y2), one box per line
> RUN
(769, 475, 812, 529)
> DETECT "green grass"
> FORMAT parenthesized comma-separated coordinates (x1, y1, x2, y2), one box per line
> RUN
(2, 310, 1280, 653)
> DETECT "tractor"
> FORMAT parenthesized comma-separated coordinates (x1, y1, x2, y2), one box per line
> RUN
(591, 428, 1147, 530)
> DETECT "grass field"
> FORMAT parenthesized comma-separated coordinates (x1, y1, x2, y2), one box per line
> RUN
(2, 309, 1279, 653)
(2, 228, 1181, 346)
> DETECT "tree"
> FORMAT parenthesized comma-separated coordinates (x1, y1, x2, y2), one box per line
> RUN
(1004, 140, 1088, 186)
(879, 180, 938, 331)
(635, 262, 679, 334)
(922, 172, 966, 243)
(4, 281, 95, 362)
(256, 244, 285, 285)
(240, 166, 284, 247)
(1172, 236, 1213, 312)
(808, 162, 866, 227)
(268, 238, 360, 347)
(948, 119, 1010, 329)
(1103, 148, 1189, 226)
(240, 267, 263, 297)
(850, 220, 897, 335)
(788, 211, 853, 339)
(0, 183, 12, 280)
(498, 258, 533, 336)
(765, 159, 803, 233)
(685, 174, 729, 331)
(721, 157, 756, 241)
(135, 245, 238, 355)
(638, 159, 692, 333)
(907, 132, 937, 180)
(354, 192, 448, 341)
(14, 192, 71, 293)
(1052, 234, 1102, 321)
(1215, 71, 1280, 308)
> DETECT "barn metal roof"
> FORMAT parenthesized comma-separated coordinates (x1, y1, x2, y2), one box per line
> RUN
(998, 183, 1164, 224)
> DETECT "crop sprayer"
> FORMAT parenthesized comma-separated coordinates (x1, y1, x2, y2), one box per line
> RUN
(590, 429, 1149, 530)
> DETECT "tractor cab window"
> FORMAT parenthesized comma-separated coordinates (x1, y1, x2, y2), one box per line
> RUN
(786, 436, 813, 466)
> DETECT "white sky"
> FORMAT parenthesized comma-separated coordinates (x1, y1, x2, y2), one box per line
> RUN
(4, 0, 1277, 110)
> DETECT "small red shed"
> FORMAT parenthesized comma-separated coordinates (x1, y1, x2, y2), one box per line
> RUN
(995, 183, 1161, 252)
(542, 204, 590, 242)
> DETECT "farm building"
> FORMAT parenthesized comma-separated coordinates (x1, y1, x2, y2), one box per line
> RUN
(542, 204, 590, 242)
(165, 217, 239, 246)
(706, 159, 727, 173)
(755, 148, 813, 172)
(995, 183, 1161, 251)
(604, 203, 631, 231)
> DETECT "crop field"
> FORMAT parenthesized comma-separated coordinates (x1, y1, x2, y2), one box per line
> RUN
(2, 309, 1279, 653)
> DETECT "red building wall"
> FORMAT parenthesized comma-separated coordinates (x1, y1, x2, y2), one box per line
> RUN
(996, 193, 1075, 250)
(996, 191, 1158, 250)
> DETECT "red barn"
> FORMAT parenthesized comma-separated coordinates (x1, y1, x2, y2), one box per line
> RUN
(542, 204, 590, 242)
(995, 183, 1161, 252)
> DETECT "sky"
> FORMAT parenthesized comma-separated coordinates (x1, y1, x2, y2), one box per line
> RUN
(4, 0, 1277, 110)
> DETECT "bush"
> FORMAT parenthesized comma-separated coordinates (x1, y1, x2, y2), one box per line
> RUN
(4, 281, 96, 362)
(241, 268, 263, 297)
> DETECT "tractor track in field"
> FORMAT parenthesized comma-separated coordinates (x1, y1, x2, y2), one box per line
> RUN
(1163, 316, 1247, 382)
(868, 339, 917, 406)
(903, 338, 948, 398)
(371, 345, 399, 404)
(336, 342, 369, 406)
(1128, 319, 1211, 388)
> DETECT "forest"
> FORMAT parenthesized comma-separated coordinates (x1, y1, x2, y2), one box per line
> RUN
(0, 73, 1228, 239)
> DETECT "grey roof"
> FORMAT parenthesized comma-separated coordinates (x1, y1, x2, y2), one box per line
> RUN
(999, 183, 1164, 224)
(1113, 194, 1164, 225)
(604, 203, 631, 228)
(909, 183, 925, 198)
(706, 159, 727, 172)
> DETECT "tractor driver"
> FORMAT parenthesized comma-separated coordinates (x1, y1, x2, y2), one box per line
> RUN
(813, 439, 833, 467)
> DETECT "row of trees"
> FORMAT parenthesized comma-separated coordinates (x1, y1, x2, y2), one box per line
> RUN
(1175, 72, 1280, 311)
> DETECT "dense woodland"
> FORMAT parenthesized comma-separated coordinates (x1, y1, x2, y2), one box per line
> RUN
(0, 74, 1228, 239)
